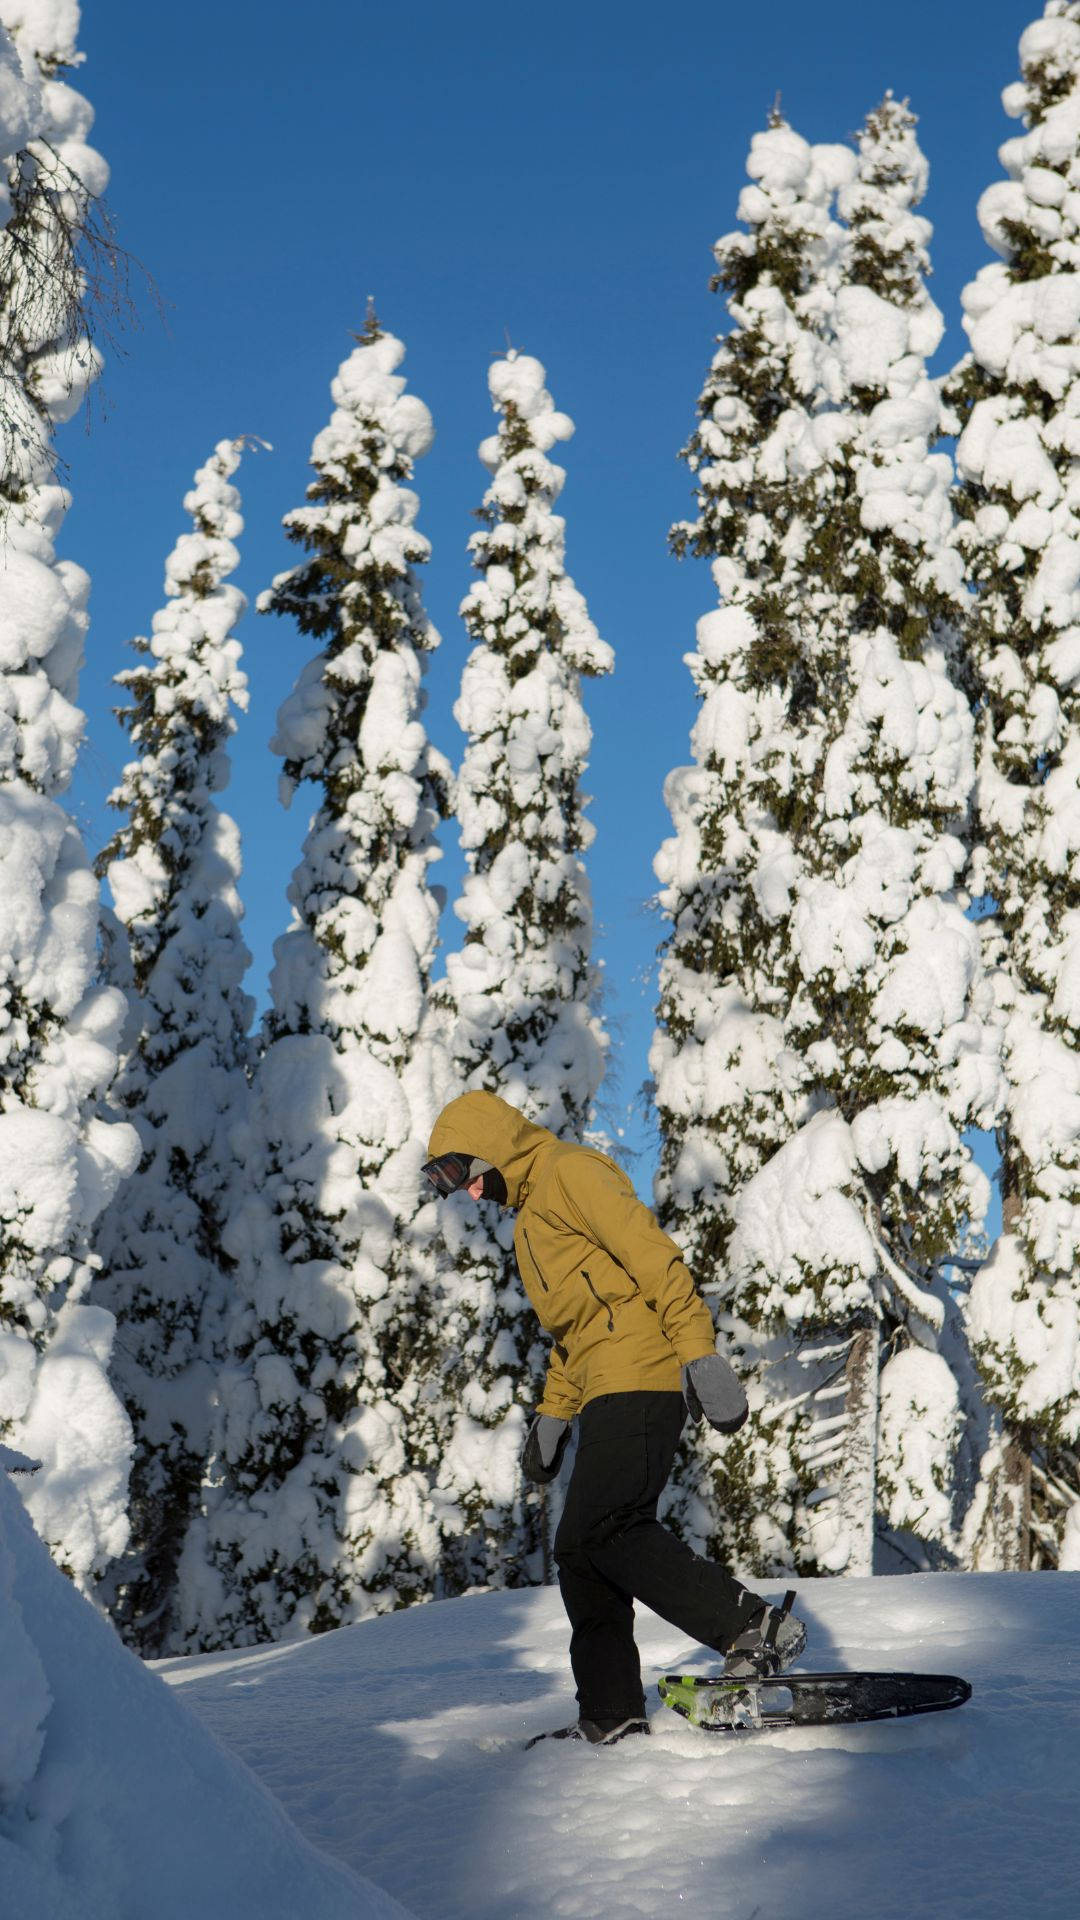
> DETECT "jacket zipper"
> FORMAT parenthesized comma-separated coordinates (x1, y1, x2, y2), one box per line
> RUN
(582, 1269, 614, 1333)
(522, 1226, 548, 1291)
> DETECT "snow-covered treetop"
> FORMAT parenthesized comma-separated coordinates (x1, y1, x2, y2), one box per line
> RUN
(1, 2, 83, 72)
(673, 99, 960, 768)
(1004, 5, 1080, 126)
(829, 96, 960, 632)
(838, 93, 931, 304)
(972, 2, 1080, 272)
(477, 352, 573, 461)
(447, 348, 612, 1137)
(0, 0, 109, 502)
(267, 322, 439, 807)
(674, 119, 855, 594)
(0, 0, 107, 261)
(465, 350, 613, 676)
(303, 327, 433, 493)
(261, 315, 449, 1067)
(723, 117, 854, 318)
(100, 438, 252, 1021)
(0, 24, 39, 230)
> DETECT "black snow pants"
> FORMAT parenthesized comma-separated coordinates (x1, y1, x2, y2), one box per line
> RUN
(553, 1390, 759, 1723)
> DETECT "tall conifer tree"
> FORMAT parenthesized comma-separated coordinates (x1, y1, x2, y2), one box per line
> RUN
(0, 0, 139, 1588)
(946, 1, 1080, 1569)
(185, 318, 451, 1648)
(433, 351, 613, 1592)
(93, 440, 255, 1653)
(655, 114, 856, 1574)
(653, 112, 855, 1286)
(655, 105, 998, 1578)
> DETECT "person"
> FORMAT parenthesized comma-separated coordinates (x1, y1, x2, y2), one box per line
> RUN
(423, 1089, 807, 1746)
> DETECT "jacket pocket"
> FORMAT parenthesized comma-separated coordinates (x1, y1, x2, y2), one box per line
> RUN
(522, 1225, 548, 1291)
(581, 1269, 614, 1332)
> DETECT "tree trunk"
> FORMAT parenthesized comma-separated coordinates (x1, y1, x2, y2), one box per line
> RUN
(996, 1185, 1032, 1572)
(840, 1328, 879, 1576)
(998, 1433, 1032, 1572)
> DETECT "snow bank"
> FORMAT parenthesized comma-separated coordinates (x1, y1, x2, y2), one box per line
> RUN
(0, 1468, 410, 1918)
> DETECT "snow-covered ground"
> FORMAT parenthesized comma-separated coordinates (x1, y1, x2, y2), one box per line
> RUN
(159, 1565, 1080, 1920)
(6, 1444, 1078, 1920)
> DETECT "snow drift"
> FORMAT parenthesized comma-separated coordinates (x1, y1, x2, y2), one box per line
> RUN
(0, 1467, 408, 1919)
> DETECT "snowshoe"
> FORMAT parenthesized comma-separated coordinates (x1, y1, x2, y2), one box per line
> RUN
(659, 1668, 972, 1733)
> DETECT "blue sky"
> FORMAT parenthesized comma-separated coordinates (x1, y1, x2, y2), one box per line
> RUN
(62, 0, 1031, 1173)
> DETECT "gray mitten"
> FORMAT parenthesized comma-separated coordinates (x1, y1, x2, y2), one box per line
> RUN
(522, 1413, 571, 1485)
(682, 1353, 749, 1434)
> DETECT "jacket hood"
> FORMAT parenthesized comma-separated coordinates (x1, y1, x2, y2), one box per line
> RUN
(427, 1092, 557, 1208)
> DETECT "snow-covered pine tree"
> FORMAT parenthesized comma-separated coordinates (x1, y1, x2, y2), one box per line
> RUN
(759, 98, 1000, 1578)
(655, 103, 999, 1579)
(431, 350, 613, 1593)
(653, 114, 856, 1572)
(653, 113, 849, 1289)
(0, 0, 139, 1588)
(182, 316, 451, 1649)
(945, 1, 1080, 1570)
(92, 440, 255, 1654)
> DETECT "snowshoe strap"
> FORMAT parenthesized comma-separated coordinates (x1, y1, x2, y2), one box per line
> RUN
(764, 1591, 798, 1652)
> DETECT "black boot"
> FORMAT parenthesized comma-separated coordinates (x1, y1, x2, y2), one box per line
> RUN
(529, 1714, 651, 1748)
(723, 1591, 807, 1679)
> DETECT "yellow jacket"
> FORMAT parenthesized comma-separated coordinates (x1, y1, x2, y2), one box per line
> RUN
(427, 1091, 716, 1419)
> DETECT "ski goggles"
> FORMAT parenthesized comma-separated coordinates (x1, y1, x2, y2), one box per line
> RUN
(422, 1152, 507, 1205)
(422, 1151, 481, 1197)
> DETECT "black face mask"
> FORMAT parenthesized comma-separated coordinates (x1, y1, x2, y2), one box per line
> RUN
(422, 1153, 508, 1206)
(479, 1166, 509, 1205)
